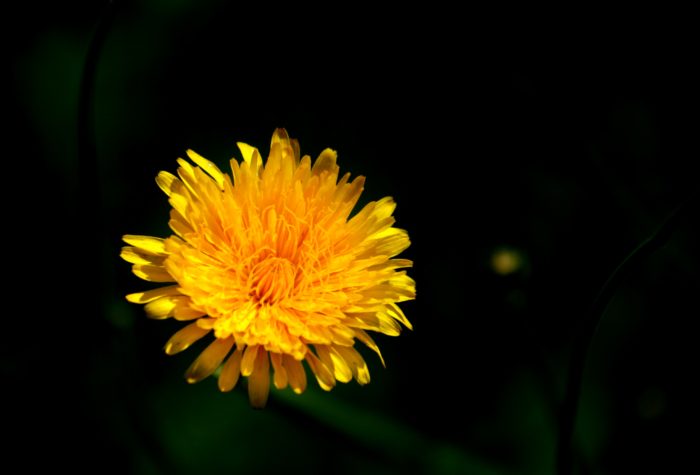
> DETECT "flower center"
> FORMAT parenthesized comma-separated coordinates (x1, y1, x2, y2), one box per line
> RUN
(249, 257, 296, 304)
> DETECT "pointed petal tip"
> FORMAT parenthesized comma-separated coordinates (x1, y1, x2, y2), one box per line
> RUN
(122, 235, 167, 255)
(184, 338, 234, 384)
(218, 348, 243, 392)
(273, 128, 290, 141)
(163, 323, 209, 356)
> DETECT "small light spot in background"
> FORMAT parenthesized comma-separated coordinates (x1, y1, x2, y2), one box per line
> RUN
(491, 247, 524, 275)
(638, 386, 667, 420)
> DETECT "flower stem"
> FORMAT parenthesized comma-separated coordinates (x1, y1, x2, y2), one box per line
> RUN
(78, 0, 115, 316)
(556, 190, 698, 475)
(78, 0, 115, 199)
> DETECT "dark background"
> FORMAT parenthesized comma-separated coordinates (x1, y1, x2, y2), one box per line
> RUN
(7, 2, 698, 474)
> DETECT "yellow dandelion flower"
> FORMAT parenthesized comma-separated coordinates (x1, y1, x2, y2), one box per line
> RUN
(121, 129, 415, 407)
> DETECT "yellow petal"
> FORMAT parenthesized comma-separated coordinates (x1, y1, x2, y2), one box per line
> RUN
(283, 355, 307, 394)
(311, 148, 338, 176)
(120, 247, 166, 266)
(372, 196, 397, 220)
(131, 264, 174, 283)
(176, 158, 203, 199)
(164, 323, 210, 355)
(122, 235, 167, 256)
(293, 155, 311, 183)
(372, 312, 402, 336)
(336, 175, 365, 212)
(240, 344, 259, 377)
(305, 351, 335, 391)
(270, 352, 288, 389)
(386, 302, 413, 330)
(144, 295, 191, 319)
(218, 346, 243, 392)
(185, 338, 234, 384)
(247, 347, 270, 408)
(126, 285, 180, 304)
(168, 209, 193, 238)
(144, 296, 177, 319)
(354, 329, 385, 367)
(290, 139, 300, 163)
(330, 325, 356, 346)
(327, 346, 353, 383)
(236, 142, 257, 164)
(155, 171, 179, 196)
(271, 128, 290, 147)
(360, 229, 411, 259)
(186, 149, 225, 190)
(335, 346, 370, 385)
(172, 306, 206, 321)
(367, 258, 413, 272)
(168, 189, 190, 218)
(196, 318, 217, 330)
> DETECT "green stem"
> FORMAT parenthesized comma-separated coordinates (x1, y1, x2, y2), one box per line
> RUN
(78, 0, 116, 320)
(556, 190, 697, 475)
(78, 0, 115, 199)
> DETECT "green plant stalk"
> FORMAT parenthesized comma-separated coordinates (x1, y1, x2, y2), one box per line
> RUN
(78, 0, 115, 206)
(78, 0, 116, 315)
(556, 191, 697, 475)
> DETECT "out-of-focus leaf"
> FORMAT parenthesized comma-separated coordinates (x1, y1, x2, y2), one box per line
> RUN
(274, 387, 506, 475)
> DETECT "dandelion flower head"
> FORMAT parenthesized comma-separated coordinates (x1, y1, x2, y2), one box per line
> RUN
(121, 129, 415, 407)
